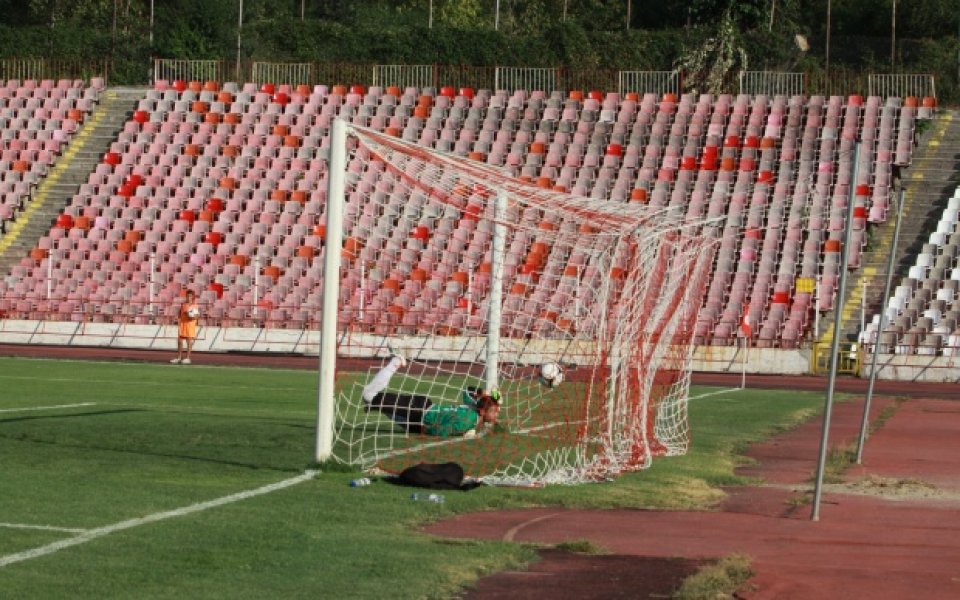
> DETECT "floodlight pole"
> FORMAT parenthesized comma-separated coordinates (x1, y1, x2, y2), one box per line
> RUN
(811, 142, 860, 521)
(825, 0, 832, 76)
(315, 118, 347, 463)
(857, 188, 905, 464)
(236, 0, 243, 82)
(485, 190, 506, 392)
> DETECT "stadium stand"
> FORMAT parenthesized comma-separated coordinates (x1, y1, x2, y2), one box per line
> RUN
(0, 79, 921, 348)
(863, 187, 960, 356)
(0, 78, 103, 235)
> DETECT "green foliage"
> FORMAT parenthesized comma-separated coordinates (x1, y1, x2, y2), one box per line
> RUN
(673, 554, 755, 600)
(676, 9, 749, 94)
(0, 0, 956, 100)
(553, 539, 609, 554)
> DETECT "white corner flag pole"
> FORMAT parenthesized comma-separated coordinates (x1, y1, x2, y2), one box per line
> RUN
(315, 118, 347, 463)
(811, 142, 860, 521)
(485, 189, 507, 392)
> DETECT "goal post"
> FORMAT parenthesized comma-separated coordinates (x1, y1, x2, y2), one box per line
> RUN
(314, 117, 347, 463)
(316, 119, 716, 485)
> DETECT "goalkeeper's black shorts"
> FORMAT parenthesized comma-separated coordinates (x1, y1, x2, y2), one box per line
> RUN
(367, 392, 433, 433)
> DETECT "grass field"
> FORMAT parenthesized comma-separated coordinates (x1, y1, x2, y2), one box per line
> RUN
(0, 356, 827, 598)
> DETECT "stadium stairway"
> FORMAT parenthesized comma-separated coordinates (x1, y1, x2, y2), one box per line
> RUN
(0, 87, 144, 278)
(819, 109, 960, 343)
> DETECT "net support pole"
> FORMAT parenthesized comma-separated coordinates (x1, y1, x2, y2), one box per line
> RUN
(149, 254, 156, 318)
(47, 250, 52, 300)
(741, 335, 747, 389)
(811, 142, 860, 521)
(315, 118, 347, 463)
(253, 257, 260, 319)
(358, 260, 365, 322)
(856, 187, 905, 464)
(485, 190, 507, 392)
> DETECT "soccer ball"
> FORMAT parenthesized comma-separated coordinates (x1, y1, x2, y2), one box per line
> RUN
(187, 307, 200, 319)
(539, 362, 564, 388)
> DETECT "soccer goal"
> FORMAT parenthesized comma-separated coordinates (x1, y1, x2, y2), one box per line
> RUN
(315, 119, 717, 486)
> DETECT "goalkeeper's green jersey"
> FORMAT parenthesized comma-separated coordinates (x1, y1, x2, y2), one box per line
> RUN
(422, 405, 479, 437)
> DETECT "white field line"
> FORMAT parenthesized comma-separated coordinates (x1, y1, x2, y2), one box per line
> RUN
(378, 435, 468, 459)
(0, 402, 96, 414)
(0, 374, 306, 393)
(0, 522, 88, 533)
(687, 387, 744, 401)
(514, 419, 585, 435)
(0, 470, 317, 569)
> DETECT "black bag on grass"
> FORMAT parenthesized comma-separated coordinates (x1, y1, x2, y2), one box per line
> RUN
(392, 462, 482, 491)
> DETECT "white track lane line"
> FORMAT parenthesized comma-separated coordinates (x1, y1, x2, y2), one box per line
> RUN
(0, 523, 88, 533)
(0, 403, 96, 413)
(0, 470, 317, 569)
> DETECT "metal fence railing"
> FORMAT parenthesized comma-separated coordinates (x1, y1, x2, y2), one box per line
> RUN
(372, 64, 434, 90)
(738, 71, 805, 97)
(617, 70, 680, 97)
(868, 74, 936, 100)
(494, 67, 558, 93)
(0, 58, 109, 84)
(250, 62, 313, 87)
(152, 59, 225, 85)
(146, 59, 938, 103)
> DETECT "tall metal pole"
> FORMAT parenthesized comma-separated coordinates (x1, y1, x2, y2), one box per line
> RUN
(825, 0, 832, 77)
(857, 188, 905, 464)
(315, 119, 347, 463)
(891, 0, 897, 67)
(811, 142, 861, 521)
(149, 0, 154, 45)
(429, 0, 433, 29)
(236, 0, 243, 82)
(495, 0, 500, 30)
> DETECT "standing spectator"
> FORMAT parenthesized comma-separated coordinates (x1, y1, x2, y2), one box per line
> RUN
(171, 290, 199, 365)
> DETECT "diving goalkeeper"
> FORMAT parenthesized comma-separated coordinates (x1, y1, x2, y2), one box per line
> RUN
(362, 352, 501, 437)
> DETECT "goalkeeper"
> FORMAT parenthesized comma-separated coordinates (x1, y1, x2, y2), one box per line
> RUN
(362, 353, 501, 437)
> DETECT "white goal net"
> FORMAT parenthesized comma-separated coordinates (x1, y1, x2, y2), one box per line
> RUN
(317, 120, 717, 486)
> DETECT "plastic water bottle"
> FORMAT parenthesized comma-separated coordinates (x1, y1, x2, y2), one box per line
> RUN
(350, 477, 372, 487)
(410, 493, 445, 504)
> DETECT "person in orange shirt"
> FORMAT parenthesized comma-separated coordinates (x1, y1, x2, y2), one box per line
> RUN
(171, 290, 199, 365)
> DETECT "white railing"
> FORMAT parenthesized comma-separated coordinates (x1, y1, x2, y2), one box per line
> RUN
(868, 74, 936, 100)
(494, 67, 557, 93)
(617, 70, 679, 97)
(152, 59, 223, 84)
(372, 64, 434, 90)
(738, 71, 805, 97)
(250, 62, 313, 87)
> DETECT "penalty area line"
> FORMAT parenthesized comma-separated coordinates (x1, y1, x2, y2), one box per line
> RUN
(0, 470, 318, 569)
(0, 522, 88, 533)
(0, 402, 96, 414)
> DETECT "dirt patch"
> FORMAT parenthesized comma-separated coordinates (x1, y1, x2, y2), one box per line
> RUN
(827, 474, 945, 501)
(457, 549, 704, 600)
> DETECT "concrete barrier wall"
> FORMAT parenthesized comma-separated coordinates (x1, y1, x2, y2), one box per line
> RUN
(2, 319, 959, 381)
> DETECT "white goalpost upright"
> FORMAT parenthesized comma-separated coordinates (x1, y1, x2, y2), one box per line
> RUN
(484, 190, 507, 393)
(314, 119, 717, 484)
(315, 118, 346, 463)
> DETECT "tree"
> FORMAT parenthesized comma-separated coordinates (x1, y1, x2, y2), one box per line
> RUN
(676, 8, 749, 94)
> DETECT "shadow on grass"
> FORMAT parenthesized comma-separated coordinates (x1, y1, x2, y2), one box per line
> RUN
(0, 408, 145, 425)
